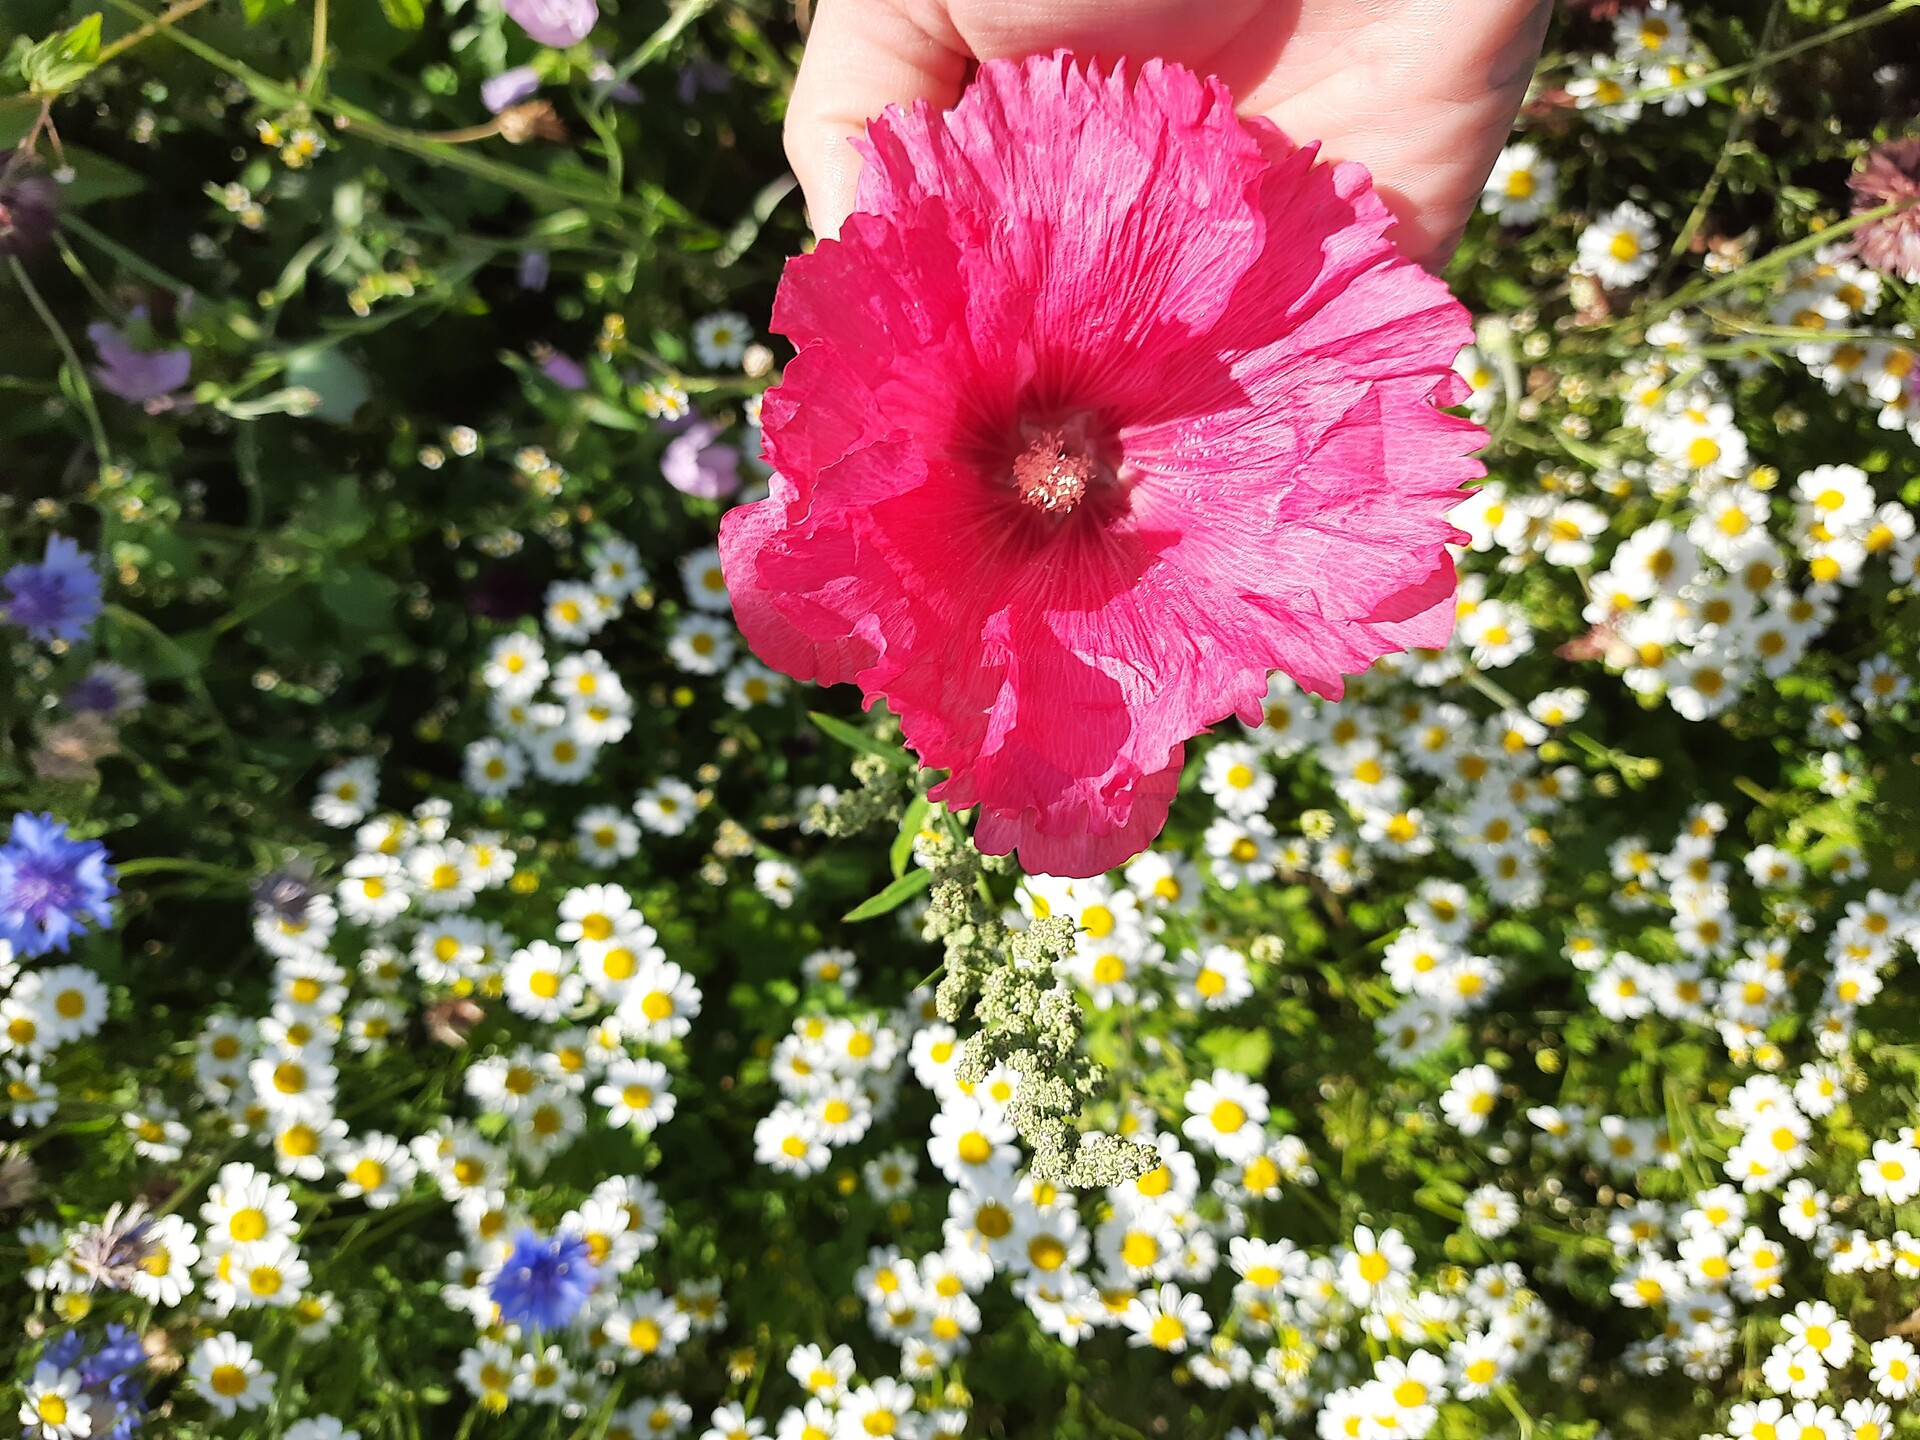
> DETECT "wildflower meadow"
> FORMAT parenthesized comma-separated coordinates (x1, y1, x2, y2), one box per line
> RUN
(4, 0, 1920, 1437)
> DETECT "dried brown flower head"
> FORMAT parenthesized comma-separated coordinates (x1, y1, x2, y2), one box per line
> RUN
(425, 996, 484, 1046)
(31, 713, 120, 784)
(0, 1148, 38, 1211)
(498, 100, 568, 145)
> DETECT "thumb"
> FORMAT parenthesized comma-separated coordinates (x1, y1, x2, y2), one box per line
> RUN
(784, 0, 967, 238)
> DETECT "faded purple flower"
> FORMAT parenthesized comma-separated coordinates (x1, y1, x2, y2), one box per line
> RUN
(1850, 137, 1920, 283)
(538, 350, 587, 390)
(518, 250, 551, 291)
(677, 58, 731, 104)
(250, 860, 319, 926)
(482, 65, 542, 114)
(67, 1203, 156, 1292)
(588, 52, 641, 105)
(467, 562, 541, 620)
(0, 162, 59, 258)
(502, 0, 597, 48)
(661, 419, 740, 500)
(64, 662, 145, 717)
(89, 320, 191, 405)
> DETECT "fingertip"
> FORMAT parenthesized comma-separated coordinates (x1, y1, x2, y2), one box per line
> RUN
(1366, 179, 1452, 274)
(797, 129, 864, 241)
(784, 0, 964, 240)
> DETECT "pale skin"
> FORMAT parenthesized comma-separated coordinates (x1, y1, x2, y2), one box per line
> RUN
(784, 0, 1556, 269)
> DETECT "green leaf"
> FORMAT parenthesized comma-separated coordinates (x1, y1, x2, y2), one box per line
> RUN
(54, 146, 148, 208)
(0, 97, 37, 149)
(241, 0, 299, 21)
(579, 396, 643, 432)
(284, 346, 371, 424)
(1483, 274, 1533, 311)
(321, 567, 399, 633)
(292, 478, 372, 546)
(890, 794, 929, 879)
(11, 14, 102, 95)
(1197, 1027, 1272, 1077)
(377, 0, 427, 27)
(809, 711, 908, 767)
(842, 867, 931, 923)
(101, 605, 208, 681)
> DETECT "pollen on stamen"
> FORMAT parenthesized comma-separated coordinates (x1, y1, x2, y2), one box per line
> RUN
(1011, 432, 1095, 514)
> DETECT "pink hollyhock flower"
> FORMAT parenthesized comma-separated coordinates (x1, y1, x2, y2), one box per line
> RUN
(721, 53, 1484, 877)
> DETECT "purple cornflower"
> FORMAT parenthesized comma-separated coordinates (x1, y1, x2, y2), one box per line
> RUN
(661, 419, 741, 500)
(88, 320, 191, 406)
(0, 812, 118, 958)
(3, 535, 103, 644)
(502, 0, 597, 47)
(489, 1229, 598, 1330)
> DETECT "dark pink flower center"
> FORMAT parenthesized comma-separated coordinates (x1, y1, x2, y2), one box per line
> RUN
(1011, 433, 1094, 513)
(1005, 412, 1119, 519)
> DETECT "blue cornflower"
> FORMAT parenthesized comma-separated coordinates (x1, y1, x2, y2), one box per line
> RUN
(0, 812, 118, 958)
(3, 535, 103, 644)
(39, 1325, 148, 1439)
(489, 1228, 598, 1330)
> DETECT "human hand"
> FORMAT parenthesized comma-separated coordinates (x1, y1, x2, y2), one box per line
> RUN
(784, 0, 1553, 269)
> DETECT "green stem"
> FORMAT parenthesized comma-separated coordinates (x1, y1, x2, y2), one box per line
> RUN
(1463, 668, 1523, 714)
(1667, 0, 1785, 263)
(94, 0, 214, 66)
(55, 237, 121, 316)
(1492, 1382, 1537, 1438)
(60, 212, 193, 294)
(302, 0, 329, 98)
(1635, 199, 1914, 330)
(147, 1133, 251, 1221)
(612, 0, 720, 83)
(581, 101, 625, 198)
(1599, 0, 1920, 107)
(8, 255, 111, 474)
(114, 855, 247, 882)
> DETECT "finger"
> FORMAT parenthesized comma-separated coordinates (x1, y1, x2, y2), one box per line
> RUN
(784, 0, 968, 239)
(1249, 0, 1553, 270)
(1375, 0, 1554, 267)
